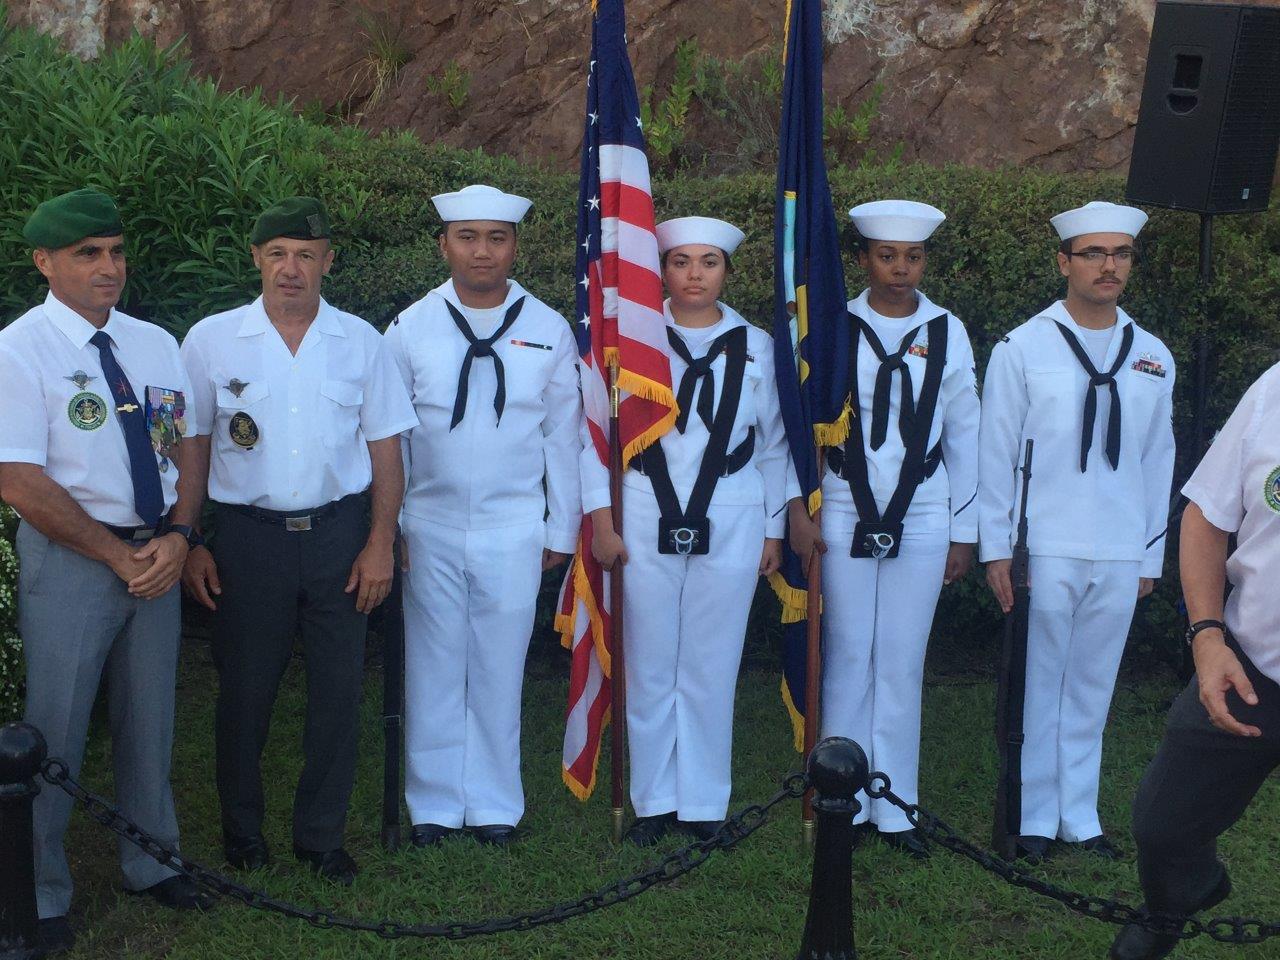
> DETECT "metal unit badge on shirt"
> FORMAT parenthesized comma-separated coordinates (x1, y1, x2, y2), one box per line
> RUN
(229, 412, 260, 449)
(67, 392, 107, 431)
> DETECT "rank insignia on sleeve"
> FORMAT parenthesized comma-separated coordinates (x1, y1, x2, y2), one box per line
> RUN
(226, 378, 249, 398)
(64, 370, 96, 389)
(1131, 353, 1167, 378)
(67, 392, 107, 431)
(229, 411, 260, 449)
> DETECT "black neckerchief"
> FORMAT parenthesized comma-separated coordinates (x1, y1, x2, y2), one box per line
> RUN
(859, 317, 925, 451)
(443, 296, 526, 430)
(668, 324, 737, 434)
(1053, 320, 1135, 471)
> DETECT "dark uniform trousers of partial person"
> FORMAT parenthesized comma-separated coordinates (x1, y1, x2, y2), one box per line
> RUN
(209, 495, 369, 851)
(1130, 638, 1280, 915)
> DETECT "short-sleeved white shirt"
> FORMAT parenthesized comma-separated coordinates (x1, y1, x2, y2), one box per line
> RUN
(181, 296, 417, 511)
(0, 292, 194, 526)
(1182, 362, 1280, 686)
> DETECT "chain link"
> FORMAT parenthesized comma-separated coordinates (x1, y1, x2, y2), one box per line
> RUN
(41, 759, 807, 940)
(863, 773, 1280, 945)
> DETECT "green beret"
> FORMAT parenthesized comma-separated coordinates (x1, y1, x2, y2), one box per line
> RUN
(23, 189, 123, 249)
(251, 196, 331, 245)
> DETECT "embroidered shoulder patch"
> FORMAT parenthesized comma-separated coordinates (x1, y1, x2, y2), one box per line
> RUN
(1132, 353, 1167, 378)
(1264, 466, 1280, 513)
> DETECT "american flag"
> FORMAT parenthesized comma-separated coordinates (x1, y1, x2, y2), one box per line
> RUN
(557, 0, 676, 800)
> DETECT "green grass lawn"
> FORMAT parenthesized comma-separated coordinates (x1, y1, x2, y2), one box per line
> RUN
(52, 631, 1280, 960)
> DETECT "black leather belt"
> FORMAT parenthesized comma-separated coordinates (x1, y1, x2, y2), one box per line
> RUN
(220, 493, 359, 532)
(104, 513, 172, 542)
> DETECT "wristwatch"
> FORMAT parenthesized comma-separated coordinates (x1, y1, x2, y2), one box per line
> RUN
(1185, 619, 1226, 646)
(165, 524, 204, 549)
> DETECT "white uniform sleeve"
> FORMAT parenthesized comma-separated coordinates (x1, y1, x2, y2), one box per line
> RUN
(543, 322, 585, 554)
(359, 330, 418, 442)
(752, 338, 790, 539)
(977, 335, 1028, 562)
(179, 326, 215, 438)
(0, 343, 48, 465)
(579, 409, 611, 515)
(941, 321, 980, 543)
(381, 315, 417, 484)
(1181, 370, 1262, 535)
(1139, 352, 1177, 577)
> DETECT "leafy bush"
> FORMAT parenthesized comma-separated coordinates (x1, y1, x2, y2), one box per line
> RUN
(0, 24, 367, 337)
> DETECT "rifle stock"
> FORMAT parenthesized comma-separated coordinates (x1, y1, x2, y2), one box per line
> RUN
(993, 439, 1033, 860)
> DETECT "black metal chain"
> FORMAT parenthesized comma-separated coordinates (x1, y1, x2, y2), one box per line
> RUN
(40, 757, 806, 940)
(864, 772, 1280, 946)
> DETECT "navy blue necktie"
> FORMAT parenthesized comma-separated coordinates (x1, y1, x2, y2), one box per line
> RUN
(91, 331, 163, 526)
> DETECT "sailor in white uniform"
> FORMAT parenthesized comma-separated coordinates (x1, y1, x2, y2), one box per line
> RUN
(588, 216, 789, 845)
(384, 185, 582, 847)
(979, 201, 1176, 863)
(788, 200, 980, 859)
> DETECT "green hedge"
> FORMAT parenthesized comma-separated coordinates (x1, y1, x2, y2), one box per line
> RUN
(1, 506, 19, 721)
(2, 23, 1279, 707)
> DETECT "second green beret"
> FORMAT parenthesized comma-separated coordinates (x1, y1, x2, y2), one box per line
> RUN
(251, 196, 331, 246)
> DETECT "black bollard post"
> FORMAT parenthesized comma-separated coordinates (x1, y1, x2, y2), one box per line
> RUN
(0, 722, 47, 960)
(797, 736, 869, 960)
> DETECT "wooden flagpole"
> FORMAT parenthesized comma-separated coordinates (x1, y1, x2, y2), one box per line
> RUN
(608, 360, 628, 843)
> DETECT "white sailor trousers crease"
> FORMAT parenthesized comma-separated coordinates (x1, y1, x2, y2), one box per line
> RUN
(620, 487, 763, 822)
(1020, 554, 1140, 841)
(819, 517, 948, 833)
(401, 513, 544, 828)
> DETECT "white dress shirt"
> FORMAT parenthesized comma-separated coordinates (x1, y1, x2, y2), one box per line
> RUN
(0, 292, 193, 526)
(1182, 363, 1280, 686)
(383, 279, 583, 554)
(581, 301, 791, 539)
(978, 300, 1176, 575)
(181, 296, 416, 511)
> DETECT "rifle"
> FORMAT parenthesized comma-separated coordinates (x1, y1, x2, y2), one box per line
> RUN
(380, 544, 405, 851)
(992, 439, 1033, 861)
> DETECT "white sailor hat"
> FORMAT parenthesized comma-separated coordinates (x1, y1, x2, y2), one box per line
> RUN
(656, 216, 745, 256)
(431, 184, 532, 225)
(1051, 201, 1147, 241)
(847, 200, 945, 243)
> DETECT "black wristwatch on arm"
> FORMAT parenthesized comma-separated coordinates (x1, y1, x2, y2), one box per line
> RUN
(1185, 619, 1227, 647)
(165, 523, 204, 549)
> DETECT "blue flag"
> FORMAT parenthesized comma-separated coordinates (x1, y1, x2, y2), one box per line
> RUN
(770, 0, 850, 750)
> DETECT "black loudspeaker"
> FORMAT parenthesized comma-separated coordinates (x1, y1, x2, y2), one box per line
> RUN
(1127, 1, 1280, 214)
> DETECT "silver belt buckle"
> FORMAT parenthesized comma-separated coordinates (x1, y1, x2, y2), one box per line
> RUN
(285, 515, 313, 532)
(671, 526, 698, 556)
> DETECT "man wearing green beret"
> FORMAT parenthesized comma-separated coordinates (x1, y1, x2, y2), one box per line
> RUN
(179, 197, 415, 885)
(0, 188, 212, 954)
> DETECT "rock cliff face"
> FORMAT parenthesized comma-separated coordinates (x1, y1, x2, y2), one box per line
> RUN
(8, 0, 1280, 173)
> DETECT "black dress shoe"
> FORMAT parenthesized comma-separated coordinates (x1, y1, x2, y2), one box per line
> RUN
(1076, 834, 1124, 860)
(38, 916, 75, 954)
(677, 819, 723, 842)
(1110, 870, 1232, 960)
(624, 813, 674, 847)
(293, 845, 359, 886)
(224, 833, 270, 870)
(472, 824, 519, 847)
(411, 823, 461, 848)
(880, 828, 931, 860)
(1015, 835, 1052, 865)
(132, 875, 215, 911)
